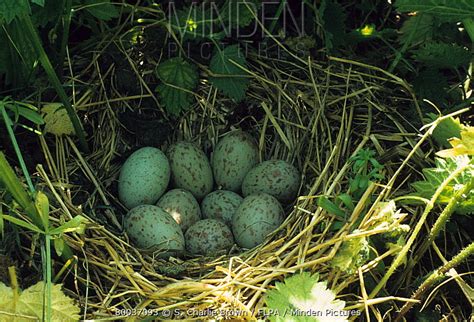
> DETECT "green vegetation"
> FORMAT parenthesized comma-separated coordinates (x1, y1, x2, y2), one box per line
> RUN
(0, 0, 472, 321)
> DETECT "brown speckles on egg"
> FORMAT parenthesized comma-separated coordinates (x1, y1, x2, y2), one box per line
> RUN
(167, 142, 213, 200)
(211, 130, 259, 192)
(185, 219, 234, 255)
(157, 189, 201, 232)
(124, 205, 185, 257)
(232, 193, 285, 249)
(201, 190, 243, 226)
(118, 147, 171, 209)
(242, 160, 300, 203)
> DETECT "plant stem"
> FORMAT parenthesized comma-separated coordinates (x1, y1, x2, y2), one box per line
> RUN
(369, 162, 471, 298)
(462, 18, 474, 44)
(0, 106, 35, 194)
(21, 14, 90, 153)
(58, 0, 73, 79)
(267, 0, 287, 37)
(45, 234, 52, 322)
(414, 171, 474, 265)
(395, 242, 474, 321)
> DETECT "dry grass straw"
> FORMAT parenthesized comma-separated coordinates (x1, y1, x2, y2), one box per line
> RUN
(35, 46, 432, 320)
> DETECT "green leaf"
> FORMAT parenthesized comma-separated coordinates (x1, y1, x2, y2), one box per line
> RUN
(0, 281, 80, 321)
(412, 68, 449, 104)
(399, 13, 435, 46)
(265, 272, 347, 322)
(49, 215, 88, 235)
(317, 196, 346, 219)
(35, 190, 49, 230)
(411, 156, 474, 215)
(53, 237, 65, 256)
(437, 127, 474, 157)
(221, 0, 259, 29)
(0, 207, 4, 239)
(412, 42, 472, 69)
(84, 0, 119, 21)
(396, 0, 474, 21)
(42, 103, 75, 136)
(320, 0, 347, 51)
(169, 4, 217, 41)
(331, 233, 370, 274)
(0, 152, 43, 228)
(156, 57, 198, 115)
(31, 0, 44, 6)
(1, 214, 44, 233)
(31, 0, 64, 27)
(209, 44, 249, 101)
(5, 102, 44, 125)
(428, 113, 464, 148)
(0, 0, 30, 24)
(337, 193, 355, 211)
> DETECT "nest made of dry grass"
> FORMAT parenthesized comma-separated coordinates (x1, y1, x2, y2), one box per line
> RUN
(33, 42, 435, 320)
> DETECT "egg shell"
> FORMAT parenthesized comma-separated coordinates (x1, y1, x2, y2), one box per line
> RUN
(185, 219, 234, 255)
(167, 142, 214, 199)
(124, 205, 185, 256)
(232, 193, 285, 249)
(157, 189, 201, 232)
(242, 160, 300, 203)
(211, 130, 259, 192)
(201, 190, 243, 226)
(118, 147, 170, 209)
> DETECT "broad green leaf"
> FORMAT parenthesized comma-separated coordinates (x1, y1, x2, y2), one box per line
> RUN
(337, 193, 355, 211)
(54, 237, 65, 256)
(265, 272, 347, 322)
(321, 0, 347, 51)
(0, 282, 14, 314)
(0, 281, 80, 321)
(155, 57, 198, 115)
(396, 0, 474, 21)
(169, 4, 217, 40)
(34, 190, 49, 230)
(221, 0, 259, 29)
(84, 0, 119, 21)
(209, 45, 249, 101)
(49, 215, 88, 235)
(428, 113, 464, 148)
(31, 0, 64, 26)
(412, 42, 471, 69)
(317, 196, 346, 219)
(331, 233, 370, 274)
(412, 68, 449, 104)
(437, 127, 474, 157)
(411, 156, 474, 215)
(0, 0, 30, 24)
(42, 103, 75, 136)
(31, 0, 44, 6)
(399, 13, 435, 46)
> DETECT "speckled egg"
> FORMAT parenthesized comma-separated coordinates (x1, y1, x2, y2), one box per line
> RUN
(118, 147, 170, 209)
(232, 193, 285, 249)
(242, 160, 300, 203)
(185, 219, 234, 255)
(211, 130, 259, 192)
(157, 189, 201, 232)
(124, 205, 185, 255)
(201, 190, 243, 226)
(167, 142, 213, 199)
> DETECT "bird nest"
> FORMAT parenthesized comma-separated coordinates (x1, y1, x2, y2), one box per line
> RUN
(36, 50, 428, 320)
